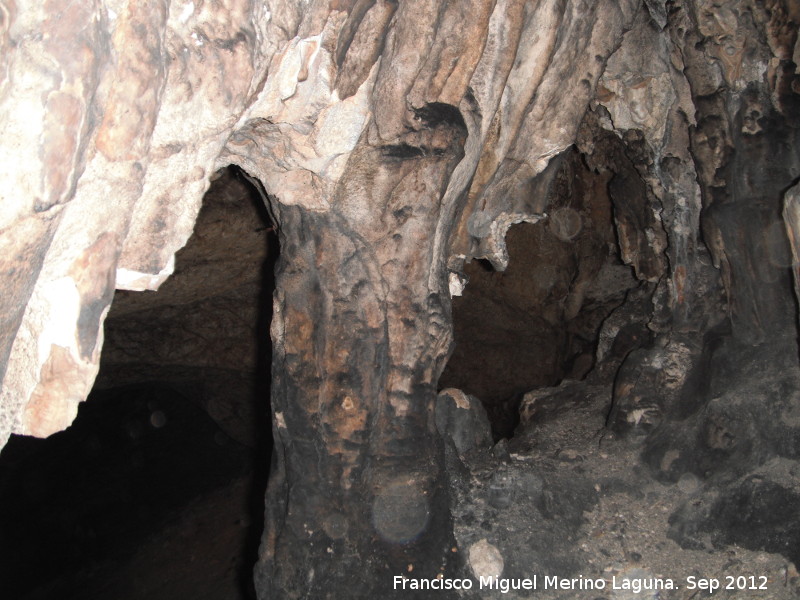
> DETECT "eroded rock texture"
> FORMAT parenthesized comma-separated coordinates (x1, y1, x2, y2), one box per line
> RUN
(217, 2, 641, 595)
(2, 0, 800, 598)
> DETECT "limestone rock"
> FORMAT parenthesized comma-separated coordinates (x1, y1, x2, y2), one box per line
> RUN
(468, 538, 504, 580)
(0, 0, 275, 446)
(435, 388, 492, 456)
(96, 167, 273, 446)
(2, 1, 800, 598)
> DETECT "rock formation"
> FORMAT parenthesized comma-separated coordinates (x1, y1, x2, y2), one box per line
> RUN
(2, 0, 800, 598)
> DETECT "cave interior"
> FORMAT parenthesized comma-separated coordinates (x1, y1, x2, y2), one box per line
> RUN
(2, 1, 800, 599)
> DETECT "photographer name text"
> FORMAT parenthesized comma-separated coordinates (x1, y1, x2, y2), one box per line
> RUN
(393, 573, 770, 594)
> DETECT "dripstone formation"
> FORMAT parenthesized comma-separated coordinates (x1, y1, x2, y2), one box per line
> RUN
(2, 1, 800, 598)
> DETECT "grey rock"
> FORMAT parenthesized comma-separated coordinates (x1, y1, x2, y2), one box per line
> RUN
(436, 388, 493, 456)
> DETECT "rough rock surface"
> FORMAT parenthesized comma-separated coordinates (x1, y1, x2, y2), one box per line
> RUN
(0, 0, 276, 445)
(436, 388, 493, 457)
(440, 145, 638, 436)
(447, 372, 800, 600)
(2, 1, 800, 599)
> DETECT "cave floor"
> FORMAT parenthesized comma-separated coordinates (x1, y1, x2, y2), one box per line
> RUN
(450, 379, 800, 600)
(7, 376, 799, 600)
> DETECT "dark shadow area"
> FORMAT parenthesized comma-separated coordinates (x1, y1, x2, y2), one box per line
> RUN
(0, 383, 251, 599)
(0, 167, 278, 600)
(238, 167, 279, 600)
(439, 148, 638, 439)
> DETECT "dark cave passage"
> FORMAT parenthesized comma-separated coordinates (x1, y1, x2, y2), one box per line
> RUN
(0, 167, 278, 600)
(439, 147, 640, 439)
(0, 383, 254, 599)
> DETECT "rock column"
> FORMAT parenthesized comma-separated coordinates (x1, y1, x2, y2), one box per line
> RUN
(256, 114, 467, 598)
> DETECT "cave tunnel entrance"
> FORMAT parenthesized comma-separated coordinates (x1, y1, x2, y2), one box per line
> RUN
(0, 166, 278, 600)
(439, 146, 640, 439)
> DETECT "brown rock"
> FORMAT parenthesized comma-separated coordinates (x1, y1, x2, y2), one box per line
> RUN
(2, 1, 800, 597)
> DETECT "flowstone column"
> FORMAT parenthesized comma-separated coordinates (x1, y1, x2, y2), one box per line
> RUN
(220, 1, 640, 595)
(255, 112, 468, 598)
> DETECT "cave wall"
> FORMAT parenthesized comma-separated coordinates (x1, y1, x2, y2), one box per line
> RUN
(3, 0, 799, 447)
(0, 0, 275, 443)
(0, 0, 643, 446)
(2, 0, 800, 597)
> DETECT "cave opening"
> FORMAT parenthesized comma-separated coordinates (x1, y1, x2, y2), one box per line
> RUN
(0, 167, 278, 600)
(440, 145, 641, 439)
